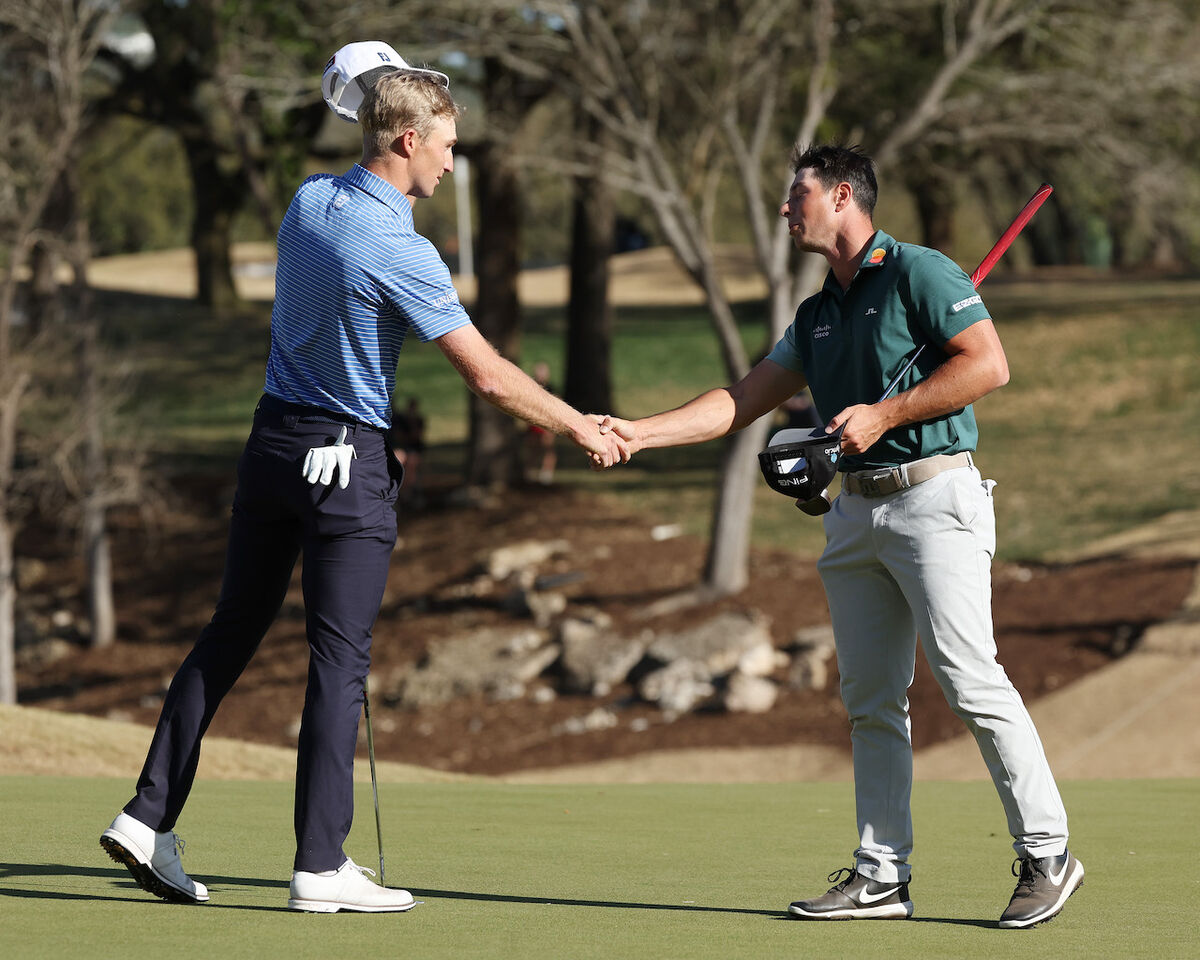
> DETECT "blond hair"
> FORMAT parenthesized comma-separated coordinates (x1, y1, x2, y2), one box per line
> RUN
(359, 72, 461, 158)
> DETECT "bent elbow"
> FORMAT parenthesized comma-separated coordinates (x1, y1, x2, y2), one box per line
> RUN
(993, 359, 1010, 390)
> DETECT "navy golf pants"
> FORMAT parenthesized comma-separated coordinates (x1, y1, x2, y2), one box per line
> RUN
(125, 395, 400, 872)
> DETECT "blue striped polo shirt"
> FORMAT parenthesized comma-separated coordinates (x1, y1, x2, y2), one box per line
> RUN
(264, 163, 472, 428)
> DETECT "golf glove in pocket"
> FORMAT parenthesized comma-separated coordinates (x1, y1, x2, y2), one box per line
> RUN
(302, 425, 357, 489)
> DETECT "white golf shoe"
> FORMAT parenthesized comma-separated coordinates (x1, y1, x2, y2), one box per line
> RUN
(288, 858, 415, 913)
(100, 811, 210, 904)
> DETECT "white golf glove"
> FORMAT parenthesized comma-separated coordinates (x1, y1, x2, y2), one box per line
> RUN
(302, 425, 357, 489)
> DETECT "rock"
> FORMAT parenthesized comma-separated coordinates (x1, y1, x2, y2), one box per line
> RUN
(788, 624, 836, 691)
(647, 611, 773, 676)
(637, 660, 715, 713)
(559, 615, 647, 695)
(736, 640, 780, 678)
(15, 557, 48, 589)
(483, 539, 570, 580)
(501, 588, 568, 627)
(15, 637, 75, 669)
(486, 677, 527, 702)
(391, 626, 560, 708)
(556, 707, 619, 736)
(722, 672, 778, 713)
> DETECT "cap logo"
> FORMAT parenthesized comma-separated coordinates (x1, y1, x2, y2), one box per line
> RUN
(377, 52, 391, 62)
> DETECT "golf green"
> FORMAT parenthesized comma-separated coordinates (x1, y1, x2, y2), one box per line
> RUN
(1, 776, 1194, 959)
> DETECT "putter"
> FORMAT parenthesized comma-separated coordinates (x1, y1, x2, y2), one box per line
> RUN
(363, 676, 385, 885)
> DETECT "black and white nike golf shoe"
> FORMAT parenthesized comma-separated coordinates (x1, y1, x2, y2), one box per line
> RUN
(999, 850, 1084, 928)
(788, 867, 913, 920)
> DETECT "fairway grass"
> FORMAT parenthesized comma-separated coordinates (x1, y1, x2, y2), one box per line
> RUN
(96, 274, 1200, 564)
(2, 776, 1195, 959)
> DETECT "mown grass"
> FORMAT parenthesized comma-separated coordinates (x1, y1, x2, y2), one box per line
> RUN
(2, 774, 1196, 960)
(92, 272, 1200, 562)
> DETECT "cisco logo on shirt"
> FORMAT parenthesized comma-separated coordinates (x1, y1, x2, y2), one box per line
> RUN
(813, 323, 833, 340)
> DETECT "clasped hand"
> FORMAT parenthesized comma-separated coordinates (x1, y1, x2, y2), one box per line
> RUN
(302, 425, 357, 489)
(578, 416, 634, 469)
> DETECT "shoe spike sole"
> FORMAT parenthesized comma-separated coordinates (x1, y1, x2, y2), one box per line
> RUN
(100, 835, 204, 905)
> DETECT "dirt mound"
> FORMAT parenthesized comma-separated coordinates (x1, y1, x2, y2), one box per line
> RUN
(12, 480, 1197, 782)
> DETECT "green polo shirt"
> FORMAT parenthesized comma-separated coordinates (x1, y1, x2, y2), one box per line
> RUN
(767, 230, 992, 471)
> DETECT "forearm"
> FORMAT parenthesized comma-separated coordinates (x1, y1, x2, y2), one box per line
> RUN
(629, 388, 741, 452)
(879, 349, 1008, 431)
(465, 353, 593, 444)
(621, 359, 806, 454)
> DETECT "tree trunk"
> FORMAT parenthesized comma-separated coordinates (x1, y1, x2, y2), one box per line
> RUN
(907, 167, 956, 253)
(564, 161, 615, 416)
(702, 416, 774, 595)
(184, 136, 241, 313)
(27, 240, 63, 333)
(0, 371, 25, 706)
(59, 159, 118, 650)
(465, 137, 523, 488)
(0, 512, 15, 704)
(84, 493, 115, 649)
(80, 319, 115, 649)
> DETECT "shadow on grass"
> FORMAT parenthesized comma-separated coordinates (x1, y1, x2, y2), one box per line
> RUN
(416, 888, 999, 926)
(0, 864, 1001, 925)
(0, 861, 293, 912)
(409, 887, 784, 917)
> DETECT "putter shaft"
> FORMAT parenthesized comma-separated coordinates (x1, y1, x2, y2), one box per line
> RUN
(363, 677, 385, 885)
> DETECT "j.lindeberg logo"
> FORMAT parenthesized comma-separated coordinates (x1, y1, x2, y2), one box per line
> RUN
(813, 323, 832, 340)
(865, 307, 878, 316)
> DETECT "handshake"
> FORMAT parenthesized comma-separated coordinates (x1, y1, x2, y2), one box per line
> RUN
(578, 415, 639, 469)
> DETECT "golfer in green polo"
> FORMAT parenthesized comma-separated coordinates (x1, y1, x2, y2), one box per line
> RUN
(598, 144, 1082, 928)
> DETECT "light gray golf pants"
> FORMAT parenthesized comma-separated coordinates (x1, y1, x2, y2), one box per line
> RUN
(818, 462, 1069, 884)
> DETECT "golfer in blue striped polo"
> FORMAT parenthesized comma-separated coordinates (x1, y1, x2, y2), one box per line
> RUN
(101, 41, 628, 914)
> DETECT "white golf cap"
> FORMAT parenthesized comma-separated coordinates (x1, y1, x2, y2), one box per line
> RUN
(321, 40, 451, 123)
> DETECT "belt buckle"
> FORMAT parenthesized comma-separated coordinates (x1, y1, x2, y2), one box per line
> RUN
(858, 473, 887, 497)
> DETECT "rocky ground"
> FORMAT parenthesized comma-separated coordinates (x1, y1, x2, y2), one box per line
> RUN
(13, 475, 1197, 779)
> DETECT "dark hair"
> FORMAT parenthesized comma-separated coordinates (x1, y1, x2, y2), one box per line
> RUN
(790, 144, 877, 217)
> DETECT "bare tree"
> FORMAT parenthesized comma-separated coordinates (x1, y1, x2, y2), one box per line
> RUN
(95, 1, 337, 312)
(564, 113, 617, 416)
(0, 0, 114, 699)
(512, 0, 1083, 596)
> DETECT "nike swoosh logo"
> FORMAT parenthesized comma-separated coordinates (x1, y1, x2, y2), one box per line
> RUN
(857, 885, 900, 904)
(1047, 860, 1070, 885)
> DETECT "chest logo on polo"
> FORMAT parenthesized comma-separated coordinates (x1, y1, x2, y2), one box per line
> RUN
(865, 307, 878, 316)
(813, 323, 832, 340)
(868, 247, 887, 264)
